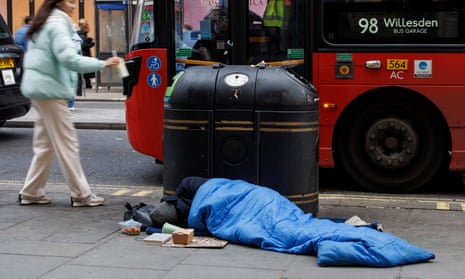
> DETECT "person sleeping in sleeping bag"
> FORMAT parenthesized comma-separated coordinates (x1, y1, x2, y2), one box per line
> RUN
(149, 176, 435, 267)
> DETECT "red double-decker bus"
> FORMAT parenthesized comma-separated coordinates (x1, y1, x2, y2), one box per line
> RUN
(124, 0, 465, 193)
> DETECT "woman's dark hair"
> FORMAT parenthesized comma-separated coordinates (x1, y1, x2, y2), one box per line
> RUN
(26, 0, 63, 40)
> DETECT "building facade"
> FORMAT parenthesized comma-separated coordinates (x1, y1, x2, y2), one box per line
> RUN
(1, 0, 131, 87)
(1, 0, 96, 39)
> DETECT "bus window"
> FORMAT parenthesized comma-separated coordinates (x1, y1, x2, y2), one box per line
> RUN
(248, 0, 305, 74)
(130, 0, 155, 51)
(175, 0, 306, 70)
(176, 1, 231, 64)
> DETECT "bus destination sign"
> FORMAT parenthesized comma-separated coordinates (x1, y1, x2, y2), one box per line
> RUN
(324, 10, 464, 45)
(358, 16, 438, 36)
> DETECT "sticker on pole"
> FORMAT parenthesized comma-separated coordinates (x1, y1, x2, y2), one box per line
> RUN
(147, 56, 161, 71)
(147, 73, 162, 88)
(414, 60, 432, 78)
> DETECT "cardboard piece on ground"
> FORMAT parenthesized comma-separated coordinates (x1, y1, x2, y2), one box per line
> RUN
(162, 236, 228, 248)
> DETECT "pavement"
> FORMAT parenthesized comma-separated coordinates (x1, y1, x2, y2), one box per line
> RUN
(5, 87, 126, 130)
(2, 87, 465, 278)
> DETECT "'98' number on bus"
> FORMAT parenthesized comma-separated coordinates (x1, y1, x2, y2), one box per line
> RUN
(358, 17, 378, 34)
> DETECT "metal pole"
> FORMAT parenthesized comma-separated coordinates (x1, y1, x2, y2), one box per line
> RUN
(79, 0, 85, 19)
(6, 0, 12, 32)
(29, 0, 34, 16)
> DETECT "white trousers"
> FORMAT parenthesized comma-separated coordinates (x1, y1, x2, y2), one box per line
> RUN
(20, 99, 92, 199)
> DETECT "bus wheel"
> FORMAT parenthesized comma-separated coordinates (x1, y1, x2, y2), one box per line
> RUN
(336, 99, 447, 193)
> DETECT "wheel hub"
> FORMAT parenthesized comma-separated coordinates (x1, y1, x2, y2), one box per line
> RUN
(365, 118, 417, 169)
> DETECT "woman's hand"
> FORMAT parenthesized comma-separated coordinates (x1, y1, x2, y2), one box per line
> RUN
(104, 57, 122, 67)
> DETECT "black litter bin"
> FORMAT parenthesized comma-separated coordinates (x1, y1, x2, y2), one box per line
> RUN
(163, 64, 319, 214)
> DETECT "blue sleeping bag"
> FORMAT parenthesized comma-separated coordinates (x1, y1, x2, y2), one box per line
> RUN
(187, 178, 435, 267)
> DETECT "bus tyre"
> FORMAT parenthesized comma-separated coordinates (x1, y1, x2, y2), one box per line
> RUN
(336, 99, 448, 193)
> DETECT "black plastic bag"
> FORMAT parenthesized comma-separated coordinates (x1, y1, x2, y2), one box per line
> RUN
(124, 202, 155, 231)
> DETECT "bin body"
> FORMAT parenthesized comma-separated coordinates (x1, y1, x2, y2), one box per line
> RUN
(163, 65, 319, 213)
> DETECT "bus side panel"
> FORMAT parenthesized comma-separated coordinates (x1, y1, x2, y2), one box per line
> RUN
(125, 49, 167, 161)
(314, 52, 465, 171)
(316, 52, 465, 86)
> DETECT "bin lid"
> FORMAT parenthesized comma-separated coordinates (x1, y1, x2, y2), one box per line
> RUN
(215, 65, 258, 109)
(255, 66, 318, 110)
(166, 65, 219, 108)
(166, 64, 318, 110)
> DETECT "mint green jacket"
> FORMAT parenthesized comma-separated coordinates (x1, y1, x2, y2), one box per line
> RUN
(21, 9, 105, 100)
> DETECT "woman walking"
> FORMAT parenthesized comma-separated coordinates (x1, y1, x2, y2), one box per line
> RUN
(18, 0, 121, 207)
